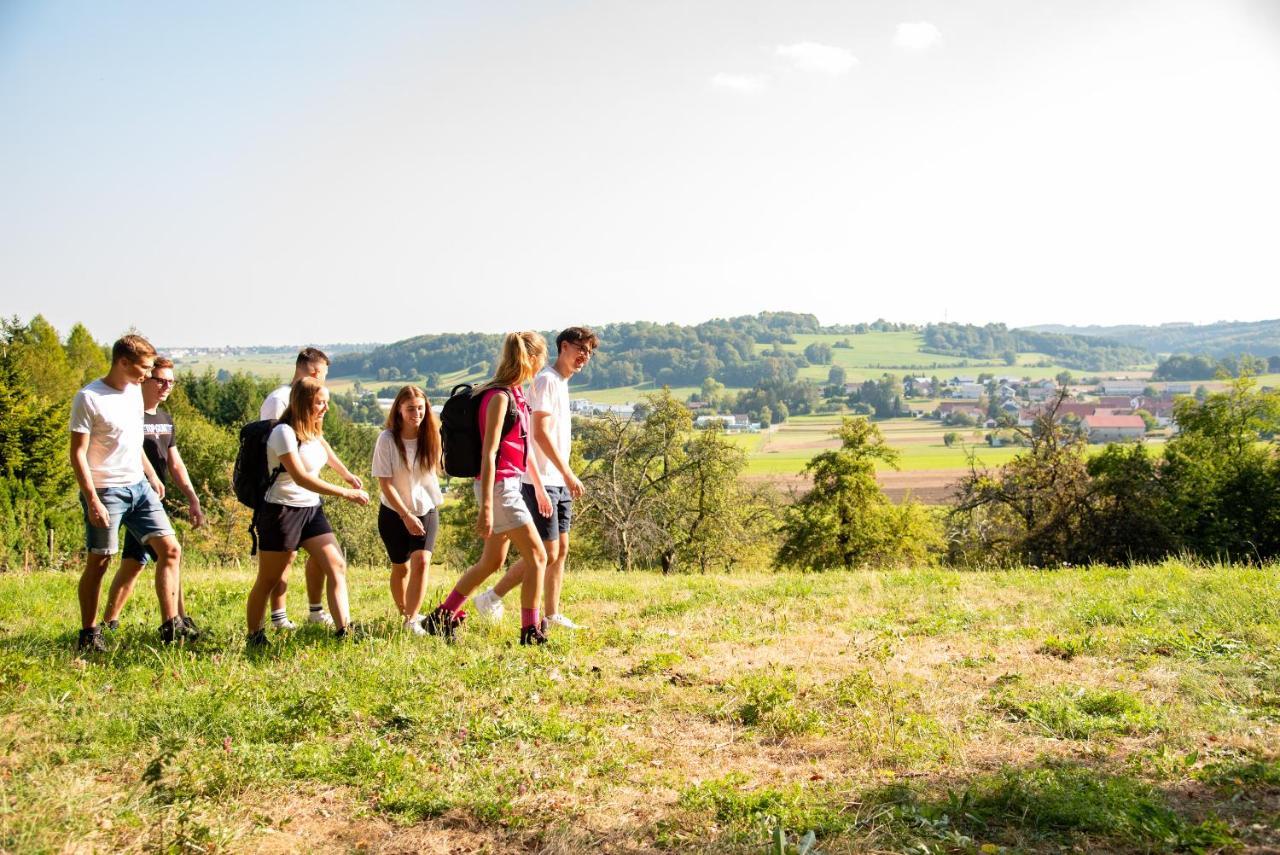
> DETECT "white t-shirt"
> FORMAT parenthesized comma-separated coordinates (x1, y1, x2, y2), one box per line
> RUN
(69, 379, 146, 487)
(371, 430, 444, 516)
(265, 423, 328, 507)
(521, 366, 571, 488)
(259, 384, 292, 421)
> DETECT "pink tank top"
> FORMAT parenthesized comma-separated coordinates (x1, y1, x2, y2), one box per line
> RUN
(478, 386, 529, 481)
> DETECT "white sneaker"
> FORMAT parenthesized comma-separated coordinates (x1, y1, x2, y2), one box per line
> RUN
(473, 588, 505, 622)
(272, 616, 298, 630)
(403, 616, 426, 636)
(545, 613, 582, 631)
(307, 610, 335, 626)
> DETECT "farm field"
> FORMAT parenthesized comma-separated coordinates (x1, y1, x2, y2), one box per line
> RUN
(3, 562, 1278, 852)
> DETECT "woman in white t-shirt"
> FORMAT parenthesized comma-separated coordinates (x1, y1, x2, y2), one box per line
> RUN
(245, 378, 369, 644)
(372, 386, 444, 634)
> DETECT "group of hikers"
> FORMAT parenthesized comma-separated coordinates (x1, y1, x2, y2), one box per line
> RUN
(71, 326, 599, 652)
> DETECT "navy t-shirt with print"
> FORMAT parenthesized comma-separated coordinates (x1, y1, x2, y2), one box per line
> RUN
(142, 409, 176, 484)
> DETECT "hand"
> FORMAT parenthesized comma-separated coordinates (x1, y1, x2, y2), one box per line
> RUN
(87, 497, 110, 529)
(188, 500, 206, 529)
(475, 506, 493, 539)
(149, 476, 166, 501)
(566, 472, 584, 499)
(401, 512, 426, 537)
(345, 473, 363, 490)
(346, 489, 370, 506)
(535, 487, 552, 518)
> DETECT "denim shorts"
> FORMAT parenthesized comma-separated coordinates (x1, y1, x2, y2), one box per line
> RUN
(80, 480, 174, 556)
(475, 477, 533, 535)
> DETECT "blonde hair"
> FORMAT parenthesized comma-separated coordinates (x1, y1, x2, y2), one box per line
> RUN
(384, 385, 441, 475)
(281, 377, 326, 442)
(474, 331, 547, 395)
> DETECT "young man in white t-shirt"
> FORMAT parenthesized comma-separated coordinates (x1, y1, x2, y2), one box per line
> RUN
(258, 347, 362, 628)
(69, 334, 184, 652)
(475, 327, 597, 630)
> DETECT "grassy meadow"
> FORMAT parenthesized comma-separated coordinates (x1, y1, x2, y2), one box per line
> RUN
(2, 561, 1279, 853)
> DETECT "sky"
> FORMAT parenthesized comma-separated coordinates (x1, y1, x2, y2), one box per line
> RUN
(2, 0, 1279, 347)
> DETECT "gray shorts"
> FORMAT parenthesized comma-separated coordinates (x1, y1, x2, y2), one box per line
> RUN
(475, 477, 533, 535)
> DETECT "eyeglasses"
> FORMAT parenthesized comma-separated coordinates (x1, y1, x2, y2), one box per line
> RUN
(151, 378, 175, 388)
(567, 342, 594, 359)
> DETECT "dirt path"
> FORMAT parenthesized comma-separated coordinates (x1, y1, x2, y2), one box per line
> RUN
(745, 468, 964, 504)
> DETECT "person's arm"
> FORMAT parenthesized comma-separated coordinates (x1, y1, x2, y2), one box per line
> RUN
(278, 451, 369, 504)
(166, 447, 205, 528)
(524, 435, 553, 518)
(141, 452, 165, 501)
(377, 477, 426, 536)
(530, 410, 583, 498)
(70, 432, 109, 528)
(476, 393, 506, 538)
(320, 437, 363, 489)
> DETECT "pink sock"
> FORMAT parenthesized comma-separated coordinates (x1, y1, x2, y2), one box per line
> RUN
(521, 607, 539, 629)
(441, 590, 467, 616)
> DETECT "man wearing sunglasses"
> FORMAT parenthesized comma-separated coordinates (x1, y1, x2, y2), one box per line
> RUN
(100, 356, 206, 636)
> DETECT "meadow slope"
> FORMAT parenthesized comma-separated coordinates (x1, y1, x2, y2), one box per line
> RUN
(2, 562, 1279, 852)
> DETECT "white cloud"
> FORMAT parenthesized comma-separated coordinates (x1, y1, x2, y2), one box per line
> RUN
(775, 42, 858, 75)
(894, 22, 942, 50)
(711, 72, 769, 93)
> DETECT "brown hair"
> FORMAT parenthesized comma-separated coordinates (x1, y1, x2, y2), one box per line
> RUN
(295, 347, 330, 372)
(474, 331, 547, 396)
(111, 334, 156, 365)
(384, 386, 441, 475)
(556, 326, 598, 354)
(153, 356, 174, 371)
(281, 377, 327, 442)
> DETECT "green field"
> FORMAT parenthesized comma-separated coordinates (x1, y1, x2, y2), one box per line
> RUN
(4, 562, 1278, 852)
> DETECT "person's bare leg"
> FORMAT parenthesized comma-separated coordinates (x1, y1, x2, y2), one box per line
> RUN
(303, 535, 350, 629)
(269, 577, 288, 611)
(102, 558, 145, 623)
(494, 537, 556, 600)
(389, 564, 408, 615)
(405, 551, 430, 618)
(544, 533, 570, 616)
(78, 553, 113, 629)
(304, 552, 325, 607)
(450, 536, 511, 599)
(247, 551, 296, 632)
(504, 525, 548, 613)
(148, 534, 182, 622)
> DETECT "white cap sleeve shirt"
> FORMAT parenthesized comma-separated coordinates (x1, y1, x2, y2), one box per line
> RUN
(521, 367, 571, 488)
(69, 380, 146, 487)
(371, 430, 437, 516)
(265, 423, 328, 506)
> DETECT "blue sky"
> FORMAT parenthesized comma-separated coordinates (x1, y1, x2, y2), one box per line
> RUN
(3, 1, 1278, 346)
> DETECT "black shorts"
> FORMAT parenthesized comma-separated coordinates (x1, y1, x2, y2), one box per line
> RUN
(121, 530, 159, 564)
(256, 502, 333, 553)
(521, 483, 572, 542)
(377, 504, 439, 564)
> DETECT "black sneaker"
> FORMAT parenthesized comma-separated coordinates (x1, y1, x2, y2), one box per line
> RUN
(158, 618, 183, 644)
(539, 616, 549, 635)
(178, 616, 201, 640)
(520, 624, 549, 646)
(421, 606, 465, 642)
(245, 628, 268, 648)
(334, 622, 359, 641)
(102, 619, 120, 632)
(77, 626, 106, 653)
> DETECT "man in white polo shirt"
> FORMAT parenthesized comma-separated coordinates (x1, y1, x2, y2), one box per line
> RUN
(70, 334, 184, 651)
(474, 326, 598, 631)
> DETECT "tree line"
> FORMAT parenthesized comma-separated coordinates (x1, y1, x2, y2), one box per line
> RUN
(4, 313, 1277, 575)
(921, 323, 1149, 371)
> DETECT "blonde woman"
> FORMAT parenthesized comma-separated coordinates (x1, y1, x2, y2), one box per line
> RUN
(245, 378, 369, 645)
(425, 331, 552, 645)
(373, 386, 444, 634)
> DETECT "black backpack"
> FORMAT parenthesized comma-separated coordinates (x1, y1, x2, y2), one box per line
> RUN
(440, 384, 519, 478)
(232, 419, 284, 554)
